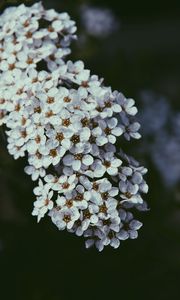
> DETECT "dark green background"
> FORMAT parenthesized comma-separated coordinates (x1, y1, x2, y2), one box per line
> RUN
(0, 1, 180, 299)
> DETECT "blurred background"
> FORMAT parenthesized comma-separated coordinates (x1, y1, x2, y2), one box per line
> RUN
(0, 0, 180, 299)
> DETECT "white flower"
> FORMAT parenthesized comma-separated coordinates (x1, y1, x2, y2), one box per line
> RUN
(117, 209, 143, 240)
(6, 123, 34, 147)
(26, 127, 47, 155)
(119, 166, 133, 181)
(7, 142, 26, 159)
(97, 203, 118, 224)
(63, 153, 93, 171)
(24, 165, 46, 181)
(52, 174, 78, 193)
(32, 182, 54, 222)
(46, 127, 72, 151)
(56, 184, 90, 210)
(49, 206, 80, 230)
(96, 117, 123, 145)
(117, 92, 138, 116)
(120, 114, 141, 141)
(119, 180, 143, 204)
(99, 151, 122, 175)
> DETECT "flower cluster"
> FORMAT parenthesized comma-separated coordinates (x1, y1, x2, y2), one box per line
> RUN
(0, 2, 148, 251)
(0, 2, 76, 78)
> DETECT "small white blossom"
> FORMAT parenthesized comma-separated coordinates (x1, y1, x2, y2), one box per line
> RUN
(50, 207, 80, 230)
(32, 181, 54, 222)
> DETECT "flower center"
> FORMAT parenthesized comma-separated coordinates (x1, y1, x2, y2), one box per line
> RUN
(101, 192, 109, 200)
(63, 96, 71, 103)
(66, 200, 73, 208)
(75, 193, 83, 201)
(56, 132, 64, 142)
(45, 110, 54, 117)
(104, 101, 112, 108)
(99, 204, 107, 213)
(8, 63, 15, 70)
(63, 215, 71, 223)
(81, 117, 89, 127)
(92, 182, 99, 191)
(21, 130, 27, 138)
(0, 98, 5, 104)
(47, 97, 55, 104)
(50, 149, 57, 157)
(104, 127, 111, 135)
(21, 117, 27, 126)
(74, 153, 83, 160)
(36, 151, 42, 159)
(62, 182, 70, 189)
(104, 161, 111, 168)
(124, 192, 132, 199)
(35, 135, 41, 144)
(26, 31, 32, 38)
(71, 134, 80, 144)
(83, 210, 91, 219)
(26, 57, 33, 65)
(62, 118, 71, 127)
(34, 106, 41, 113)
